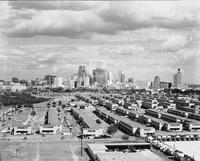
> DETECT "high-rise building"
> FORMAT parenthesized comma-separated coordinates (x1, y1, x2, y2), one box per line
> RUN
(77, 65, 89, 88)
(70, 74, 78, 88)
(152, 76, 160, 90)
(173, 68, 182, 88)
(128, 77, 134, 88)
(107, 71, 113, 86)
(45, 75, 56, 86)
(118, 70, 126, 84)
(53, 77, 63, 87)
(93, 68, 108, 87)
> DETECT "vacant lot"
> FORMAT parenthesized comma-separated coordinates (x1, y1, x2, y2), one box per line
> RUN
(0, 140, 89, 161)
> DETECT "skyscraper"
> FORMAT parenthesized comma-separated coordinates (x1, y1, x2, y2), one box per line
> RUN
(77, 65, 89, 88)
(118, 70, 126, 84)
(45, 75, 56, 86)
(152, 76, 160, 90)
(93, 68, 108, 87)
(53, 77, 63, 87)
(173, 68, 182, 88)
(128, 77, 134, 88)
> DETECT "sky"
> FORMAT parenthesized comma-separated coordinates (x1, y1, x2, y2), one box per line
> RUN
(0, 1, 200, 83)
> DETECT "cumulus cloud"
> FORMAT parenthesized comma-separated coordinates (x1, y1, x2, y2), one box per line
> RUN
(161, 35, 191, 52)
(4, 1, 199, 39)
(99, 1, 199, 32)
(5, 9, 119, 38)
(0, 1, 200, 83)
(9, 1, 102, 11)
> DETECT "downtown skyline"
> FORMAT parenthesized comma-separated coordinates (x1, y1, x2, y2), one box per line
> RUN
(0, 1, 200, 83)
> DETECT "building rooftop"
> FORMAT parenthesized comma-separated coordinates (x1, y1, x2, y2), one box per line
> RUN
(96, 150, 165, 161)
(73, 108, 107, 130)
(97, 106, 154, 130)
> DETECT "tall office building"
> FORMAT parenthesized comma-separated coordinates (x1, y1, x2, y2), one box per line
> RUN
(93, 68, 108, 87)
(152, 76, 160, 90)
(70, 74, 78, 88)
(118, 70, 126, 84)
(128, 77, 134, 88)
(77, 65, 89, 88)
(173, 68, 182, 88)
(45, 75, 56, 86)
(53, 77, 63, 87)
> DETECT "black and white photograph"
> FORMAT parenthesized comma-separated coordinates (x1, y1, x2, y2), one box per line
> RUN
(0, 0, 200, 161)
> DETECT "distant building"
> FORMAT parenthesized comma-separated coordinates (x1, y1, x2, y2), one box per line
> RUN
(173, 68, 182, 88)
(121, 74, 126, 84)
(135, 80, 151, 89)
(77, 65, 89, 88)
(19, 79, 28, 86)
(9, 83, 27, 92)
(34, 78, 46, 86)
(12, 77, 19, 83)
(45, 75, 56, 86)
(128, 77, 134, 88)
(53, 77, 63, 87)
(184, 83, 200, 90)
(118, 70, 126, 84)
(152, 76, 160, 90)
(160, 81, 172, 89)
(69, 74, 78, 88)
(93, 68, 108, 87)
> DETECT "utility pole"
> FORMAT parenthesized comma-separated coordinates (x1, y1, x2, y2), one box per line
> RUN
(81, 126, 83, 157)
(2, 102, 5, 122)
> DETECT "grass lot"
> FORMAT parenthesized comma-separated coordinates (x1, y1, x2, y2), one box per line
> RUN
(0, 141, 89, 161)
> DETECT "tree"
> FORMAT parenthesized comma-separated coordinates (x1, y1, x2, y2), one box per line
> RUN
(12, 77, 19, 83)
(62, 104, 66, 109)
(58, 100, 62, 106)
(96, 119, 101, 124)
(121, 134, 129, 140)
(31, 110, 36, 116)
(107, 125, 117, 136)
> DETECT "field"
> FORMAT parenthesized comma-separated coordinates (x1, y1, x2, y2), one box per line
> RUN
(0, 140, 89, 161)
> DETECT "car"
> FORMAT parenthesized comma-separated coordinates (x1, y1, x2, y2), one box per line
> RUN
(2, 128, 10, 133)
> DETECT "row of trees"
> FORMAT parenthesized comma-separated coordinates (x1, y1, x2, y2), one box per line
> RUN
(0, 92, 50, 106)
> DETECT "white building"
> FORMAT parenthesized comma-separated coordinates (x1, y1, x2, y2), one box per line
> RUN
(0, 83, 27, 92)
(53, 77, 63, 87)
(135, 80, 151, 89)
(173, 68, 182, 88)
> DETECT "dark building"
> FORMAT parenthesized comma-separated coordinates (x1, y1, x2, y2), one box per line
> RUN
(77, 65, 89, 88)
(12, 77, 19, 83)
(128, 78, 134, 83)
(121, 74, 126, 84)
(93, 68, 108, 87)
(152, 76, 160, 90)
(19, 79, 28, 86)
(118, 70, 126, 84)
(45, 75, 56, 86)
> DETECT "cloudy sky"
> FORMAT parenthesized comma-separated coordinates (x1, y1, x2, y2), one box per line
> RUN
(0, 1, 200, 83)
